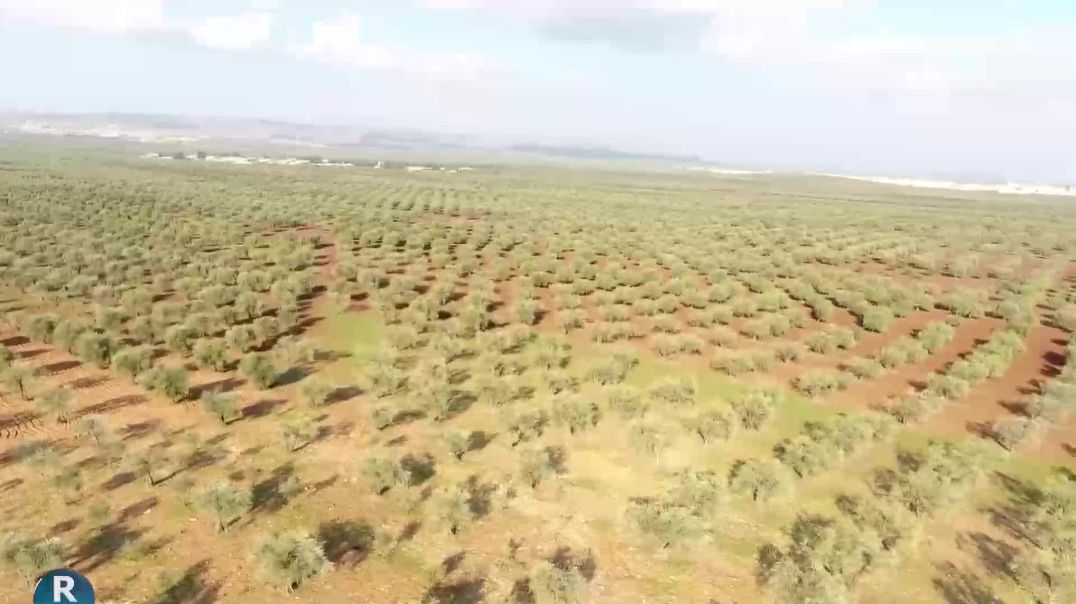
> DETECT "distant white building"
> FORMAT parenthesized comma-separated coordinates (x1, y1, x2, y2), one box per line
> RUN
(374, 161, 384, 169)
(406, 166, 431, 172)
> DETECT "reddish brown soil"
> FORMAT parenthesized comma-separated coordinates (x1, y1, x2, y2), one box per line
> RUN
(921, 323, 1073, 459)
(830, 316, 1005, 411)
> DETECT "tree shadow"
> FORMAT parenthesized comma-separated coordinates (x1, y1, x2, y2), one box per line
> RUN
(326, 385, 363, 405)
(38, 360, 81, 375)
(122, 419, 161, 441)
(986, 471, 1042, 543)
(50, 517, 80, 536)
(251, 463, 300, 514)
(190, 377, 244, 398)
(119, 496, 158, 522)
(67, 375, 110, 390)
(402, 453, 436, 486)
(318, 519, 375, 567)
(966, 421, 995, 439)
(931, 562, 1003, 604)
(509, 578, 536, 604)
(77, 394, 147, 417)
(399, 520, 422, 542)
(242, 398, 285, 419)
(545, 446, 569, 475)
(957, 532, 1018, 580)
(274, 366, 310, 387)
(424, 577, 486, 604)
(467, 430, 495, 453)
(102, 471, 136, 492)
(153, 560, 220, 604)
(549, 546, 597, 581)
(71, 522, 168, 573)
(464, 476, 496, 519)
(435, 552, 463, 576)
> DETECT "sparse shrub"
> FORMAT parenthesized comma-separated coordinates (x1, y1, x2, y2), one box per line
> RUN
(240, 354, 277, 389)
(607, 385, 648, 419)
(733, 388, 780, 430)
(299, 377, 333, 407)
(927, 373, 970, 400)
(0, 534, 64, 583)
(279, 414, 317, 452)
(649, 378, 696, 406)
(251, 530, 332, 593)
(141, 366, 190, 403)
(794, 371, 847, 397)
(202, 389, 240, 424)
(363, 455, 407, 494)
(553, 396, 601, 434)
(369, 403, 396, 430)
(200, 480, 251, 531)
(846, 357, 884, 379)
(75, 331, 118, 368)
(729, 459, 790, 502)
(192, 338, 229, 371)
(775, 436, 836, 477)
(112, 345, 154, 378)
(887, 393, 944, 424)
(710, 352, 756, 376)
(652, 334, 681, 357)
(776, 344, 804, 362)
(708, 326, 736, 347)
(628, 499, 701, 548)
(991, 417, 1036, 451)
(689, 408, 736, 443)
(861, 307, 894, 333)
(530, 561, 586, 604)
(519, 447, 556, 488)
(628, 421, 671, 457)
(36, 387, 72, 423)
(505, 409, 549, 446)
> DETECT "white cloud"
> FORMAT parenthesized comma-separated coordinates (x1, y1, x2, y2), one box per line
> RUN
(189, 12, 276, 51)
(290, 13, 505, 83)
(0, 0, 165, 33)
(704, 25, 1076, 95)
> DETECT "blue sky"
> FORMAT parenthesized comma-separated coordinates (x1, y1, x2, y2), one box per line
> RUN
(1, 0, 1074, 181)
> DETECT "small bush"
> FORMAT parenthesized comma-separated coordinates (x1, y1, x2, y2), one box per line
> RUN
(689, 408, 736, 443)
(991, 418, 1036, 451)
(927, 374, 970, 400)
(733, 388, 780, 430)
(710, 352, 756, 376)
(607, 385, 648, 419)
(846, 357, 884, 379)
(794, 371, 847, 397)
(240, 354, 277, 390)
(728, 459, 789, 502)
(862, 307, 895, 333)
(251, 530, 332, 593)
(649, 378, 696, 405)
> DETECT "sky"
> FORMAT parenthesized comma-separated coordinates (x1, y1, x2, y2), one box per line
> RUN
(1, 0, 1075, 181)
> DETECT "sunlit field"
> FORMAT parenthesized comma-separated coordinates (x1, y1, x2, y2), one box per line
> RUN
(1, 152, 1074, 603)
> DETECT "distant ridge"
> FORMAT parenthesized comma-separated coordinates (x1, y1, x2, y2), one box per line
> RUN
(509, 143, 699, 162)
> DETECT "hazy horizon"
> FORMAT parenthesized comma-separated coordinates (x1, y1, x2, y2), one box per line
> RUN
(2, 1, 1075, 182)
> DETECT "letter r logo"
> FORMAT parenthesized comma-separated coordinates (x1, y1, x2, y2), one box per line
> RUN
(34, 569, 94, 604)
(53, 576, 76, 602)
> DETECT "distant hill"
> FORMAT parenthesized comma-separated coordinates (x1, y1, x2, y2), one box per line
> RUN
(509, 143, 699, 163)
(0, 111, 702, 163)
